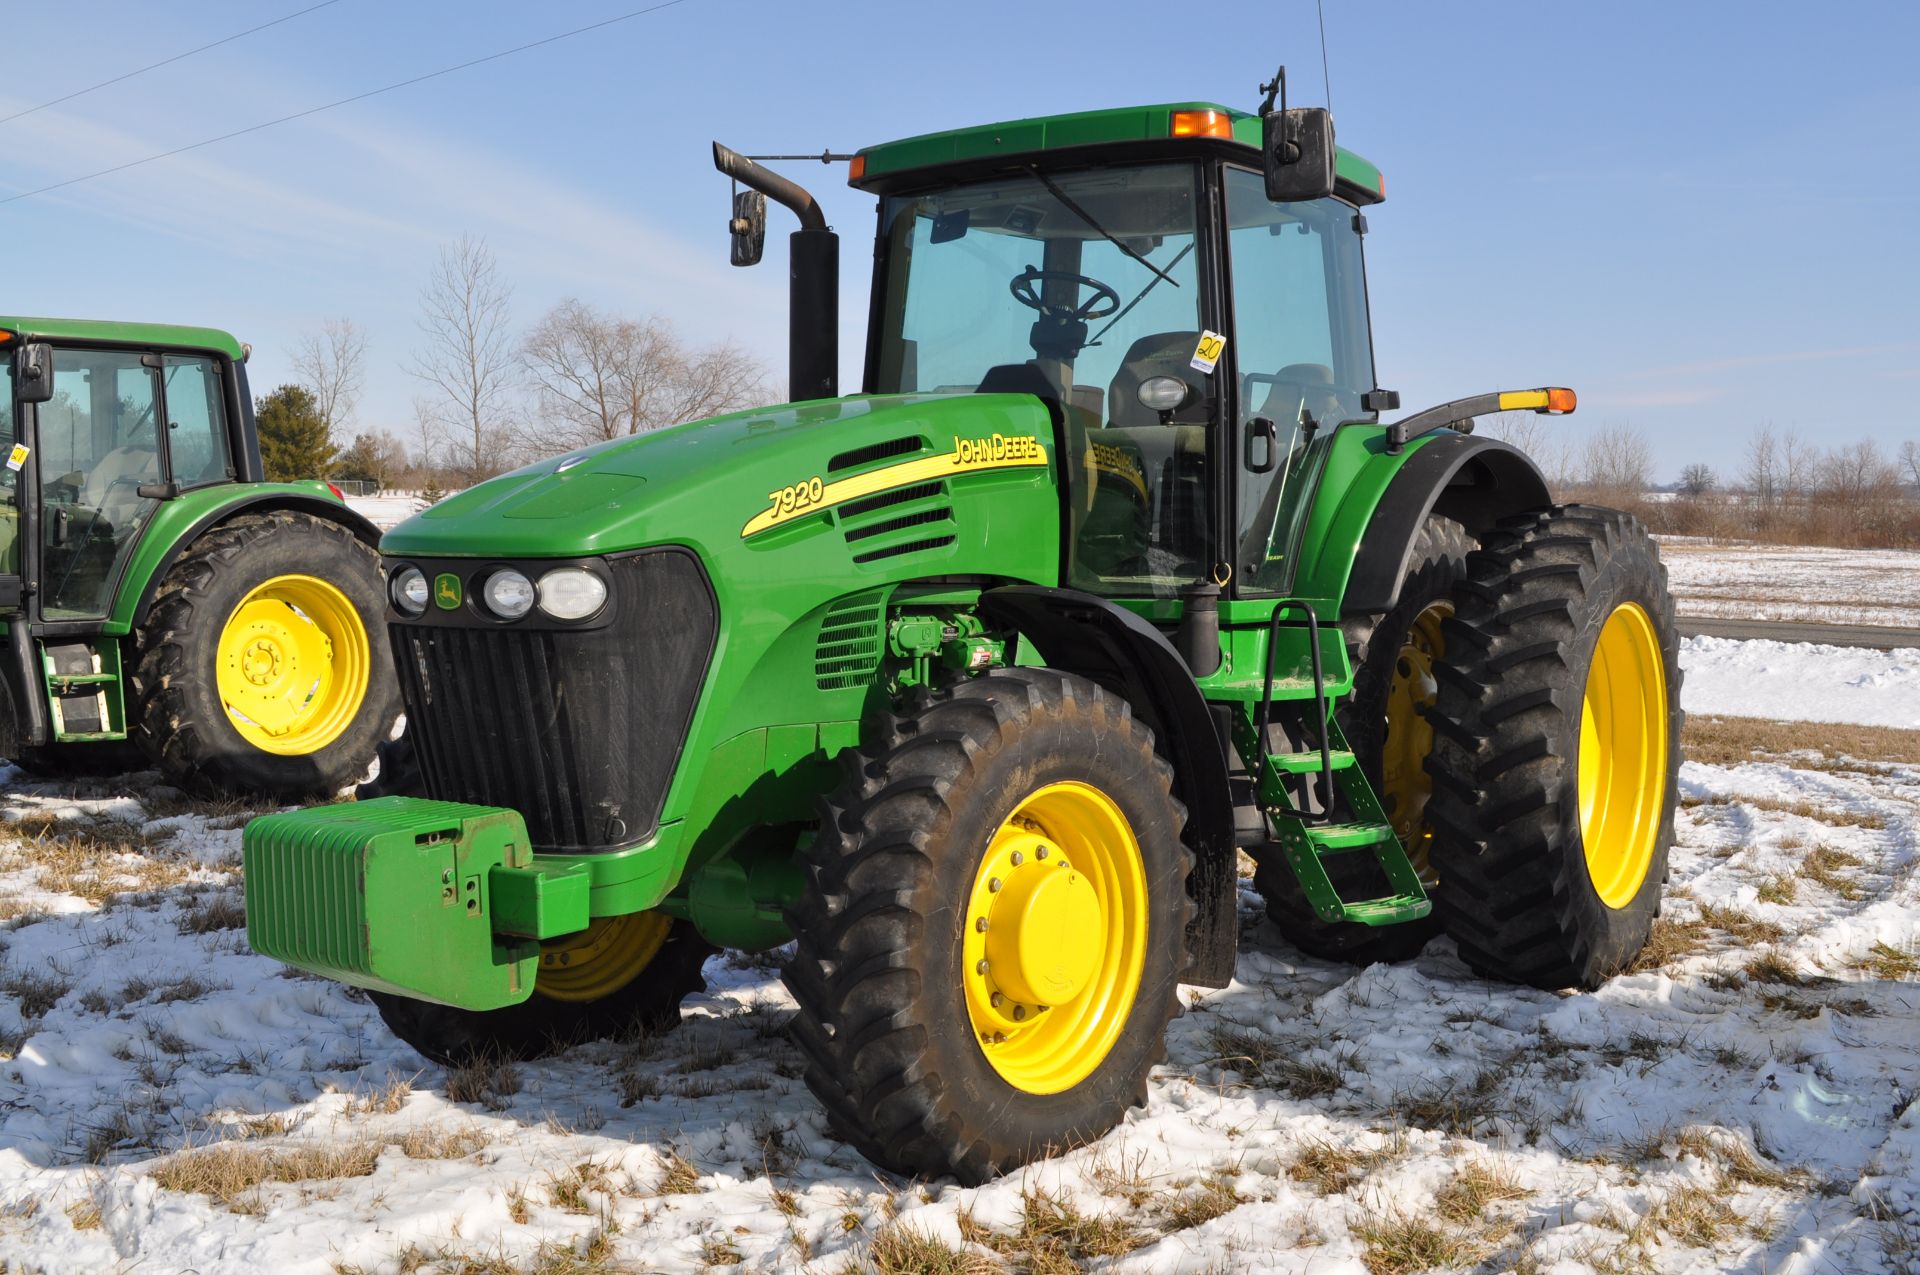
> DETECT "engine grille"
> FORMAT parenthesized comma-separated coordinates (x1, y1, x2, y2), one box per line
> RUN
(391, 550, 716, 852)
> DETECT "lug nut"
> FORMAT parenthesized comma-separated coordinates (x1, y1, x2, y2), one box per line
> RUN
(988, 877, 1002, 892)
(990, 992, 1004, 1008)
(975, 917, 989, 932)
(1010, 851, 1023, 866)
(1013, 1005, 1027, 1021)
(1036, 846, 1048, 860)
(975, 959, 989, 974)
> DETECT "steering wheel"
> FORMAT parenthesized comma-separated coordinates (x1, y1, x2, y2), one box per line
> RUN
(1009, 266, 1120, 321)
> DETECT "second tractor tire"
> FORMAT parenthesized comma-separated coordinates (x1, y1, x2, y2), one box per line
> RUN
(131, 511, 400, 801)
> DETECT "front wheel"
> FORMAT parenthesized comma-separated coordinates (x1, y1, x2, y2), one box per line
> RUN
(131, 511, 400, 800)
(784, 668, 1193, 1184)
(1425, 506, 1682, 989)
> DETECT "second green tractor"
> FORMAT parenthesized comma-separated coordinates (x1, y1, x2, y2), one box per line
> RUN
(245, 85, 1683, 1183)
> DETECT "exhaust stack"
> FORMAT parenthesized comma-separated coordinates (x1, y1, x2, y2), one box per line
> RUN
(712, 142, 838, 403)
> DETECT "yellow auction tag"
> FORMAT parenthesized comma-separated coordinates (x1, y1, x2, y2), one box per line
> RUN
(1190, 331, 1225, 374)
(5, 444, 28, 472)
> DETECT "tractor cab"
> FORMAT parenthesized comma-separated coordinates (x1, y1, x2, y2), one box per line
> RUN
(854, 125, 1382, 601)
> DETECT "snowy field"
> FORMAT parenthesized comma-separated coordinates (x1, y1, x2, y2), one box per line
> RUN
(1657, 539, 1920, 629)
(0, 646, 1917, 1273)
(343, 493, 429, 533)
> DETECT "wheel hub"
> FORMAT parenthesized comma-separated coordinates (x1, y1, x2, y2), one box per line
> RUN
(981, 831, 1102, 1008)
(214, 574, 370, 756)
(241, 636, 285, 686)
(1381, 601, 1449, 881)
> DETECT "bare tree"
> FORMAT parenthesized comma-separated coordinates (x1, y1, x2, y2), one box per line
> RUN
(1778, 428, 1817, 501)
(1900, 438, 1920, 489)
(520, 299, 769, 452)
(1743, 426, 1778, 504)
(1677, 463, 1715, 498)
(1579, 424, 1653, 506)
(407, 235, 515, 485)
(289, 318, 367, 433)
(1478, 410, 1575, 489)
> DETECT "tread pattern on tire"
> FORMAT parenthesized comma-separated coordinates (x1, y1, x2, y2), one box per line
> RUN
(1253, 514, 1473, 964)
(782, 667, 1193, 1183)
(130, 510, 399, 800)
(1424, 504, 1683, 989)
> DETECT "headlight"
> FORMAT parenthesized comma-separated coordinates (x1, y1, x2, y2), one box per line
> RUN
(391, 566, 429, 615)
(538, 567, 608, 621)
(480, 569, 536, 619)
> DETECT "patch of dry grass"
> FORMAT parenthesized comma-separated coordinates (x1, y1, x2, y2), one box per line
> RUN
(1756, 874, 1798, 905)
(1353, 1207, 1488, 1275)
(0, 819, 216, 906)
(973, 1186, 1147, 1270)
(445, 1057, 520, 1107)
(653, 1148, 699, 1195)
(150, 1127, 489, 1212)
(1434, 1160, 1532, 1225)
(177, 889, 247, 934)
(1695, 902, 1786, 945)
(1684, 715, 1920, 769)
(1801, 844, 1866, 899)
(1625, 915, 1711, 973)
(1163, 1169, 1245, 1231)
(1852, 941, 1920, 981)
(860, 1223, 995, 1275)
(1288, 1138, 1400, 1193)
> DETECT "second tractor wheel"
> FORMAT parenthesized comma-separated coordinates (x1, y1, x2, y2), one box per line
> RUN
(1253, 514, 1473, 964)
(784, 668, 1192, 1184)
(131, 511, 400, 801)
(370, 913, 713, 1065)
(1426, 506, 1682, 989)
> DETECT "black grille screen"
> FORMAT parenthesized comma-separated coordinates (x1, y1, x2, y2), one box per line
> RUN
(392, 551, 716, 851)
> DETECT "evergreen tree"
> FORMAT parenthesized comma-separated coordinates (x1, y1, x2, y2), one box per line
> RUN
(255, 384, 336, 481)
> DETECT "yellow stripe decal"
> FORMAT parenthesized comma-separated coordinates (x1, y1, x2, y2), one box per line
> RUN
(742, 433, 1047, 538)
(1497, 390, 1550, 411)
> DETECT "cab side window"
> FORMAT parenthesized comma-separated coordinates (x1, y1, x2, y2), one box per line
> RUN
(162, 355, 234, 489)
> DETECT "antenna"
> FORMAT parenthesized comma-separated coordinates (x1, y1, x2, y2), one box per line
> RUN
(1316, 0, 1334, 113)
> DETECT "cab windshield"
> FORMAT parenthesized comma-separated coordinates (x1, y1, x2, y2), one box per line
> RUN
(873, 163, 1212, 597)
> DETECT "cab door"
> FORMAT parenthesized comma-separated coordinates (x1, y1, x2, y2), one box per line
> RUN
(1219, 166, 1378, 595)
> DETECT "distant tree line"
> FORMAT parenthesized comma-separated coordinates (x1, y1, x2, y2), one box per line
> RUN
(254, 234, 772, 492)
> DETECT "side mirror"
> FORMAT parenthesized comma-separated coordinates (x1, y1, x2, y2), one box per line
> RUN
(729, 190, 766, 267)
(14, 342, 54, 405)
(1263, 107, 1336, 203)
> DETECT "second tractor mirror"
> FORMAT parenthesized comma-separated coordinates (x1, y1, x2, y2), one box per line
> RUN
(729, 190, 767, 267)
(14, 343, 54, 405)
(1263, 107, 1336, 203)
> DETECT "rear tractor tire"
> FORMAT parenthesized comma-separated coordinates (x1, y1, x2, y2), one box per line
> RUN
(1254, 514, 1473, 965)
(1426, 506, 1682, 989)
(370, 913, 713, 1065)
(784, 668, 1193, 1184)
(131, 511, 400, 801)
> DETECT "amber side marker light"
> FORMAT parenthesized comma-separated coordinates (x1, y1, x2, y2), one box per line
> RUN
(1498, 387, 1578, 415)
(847, 154, 866, 183)
(1170, 109, 1234, 140)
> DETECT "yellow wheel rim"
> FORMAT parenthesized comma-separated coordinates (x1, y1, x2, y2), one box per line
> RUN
(1382, 601, 1449, 881)
(535, 912, 672, 1003)
(963, 781, 1148, 1095)
(1578, 603, 1669, 909)
(215, 574, 371, 755)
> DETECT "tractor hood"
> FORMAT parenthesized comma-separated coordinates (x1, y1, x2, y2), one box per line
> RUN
(380, 392, 1060, 561)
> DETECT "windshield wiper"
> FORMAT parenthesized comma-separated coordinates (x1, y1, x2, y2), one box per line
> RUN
(1087, 240, 1195, 348)
(1025, 166, 1179, 289)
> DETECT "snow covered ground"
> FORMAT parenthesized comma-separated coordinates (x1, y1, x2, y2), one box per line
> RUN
(344, 493, 429, 533)
(1658, 540, 1920, 629)
(0, 647, 1916, 1273)
(1682, 636, 1920, 729)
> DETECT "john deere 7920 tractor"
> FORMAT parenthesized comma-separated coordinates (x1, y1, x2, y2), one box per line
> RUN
(0, 320, 397, 797)
(245, 84, 1682, 1183)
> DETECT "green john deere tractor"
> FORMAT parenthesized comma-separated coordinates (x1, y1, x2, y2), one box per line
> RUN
(244, 83, 1682, 1183)
(0, 320, 398, 798)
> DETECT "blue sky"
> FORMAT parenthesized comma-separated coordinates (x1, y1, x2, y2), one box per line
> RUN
(0, 1, 1914, 480)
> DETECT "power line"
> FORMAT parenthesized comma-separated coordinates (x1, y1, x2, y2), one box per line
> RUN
(0, 0, 696, 208)
(0, 1, 343, 128)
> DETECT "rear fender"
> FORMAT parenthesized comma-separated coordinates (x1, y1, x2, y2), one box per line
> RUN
(978, 585, 1237, 988)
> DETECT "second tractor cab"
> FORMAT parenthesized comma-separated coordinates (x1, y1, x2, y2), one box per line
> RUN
(244, 84, 1681, 1183)
(0, 320, 398, 798)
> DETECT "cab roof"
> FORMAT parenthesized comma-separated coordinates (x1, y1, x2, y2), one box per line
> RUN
(0, 316, 245, 361)
(853, 100, 1384, 204)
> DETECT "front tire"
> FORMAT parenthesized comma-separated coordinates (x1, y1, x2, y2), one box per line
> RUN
(1425, 506, 1682, 989)
(784, 668, 1192, 1183)
(131, 511, 400, 801)
(370, 913, 712, 1065)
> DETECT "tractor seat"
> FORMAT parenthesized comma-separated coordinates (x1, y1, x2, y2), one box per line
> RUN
(79, 445, 161, 512)
(1253, 362, 1343, 427)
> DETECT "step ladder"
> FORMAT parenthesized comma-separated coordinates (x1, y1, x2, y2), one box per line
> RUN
(41, 641, 128, 742)
(1240, 602, 1429, 928)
